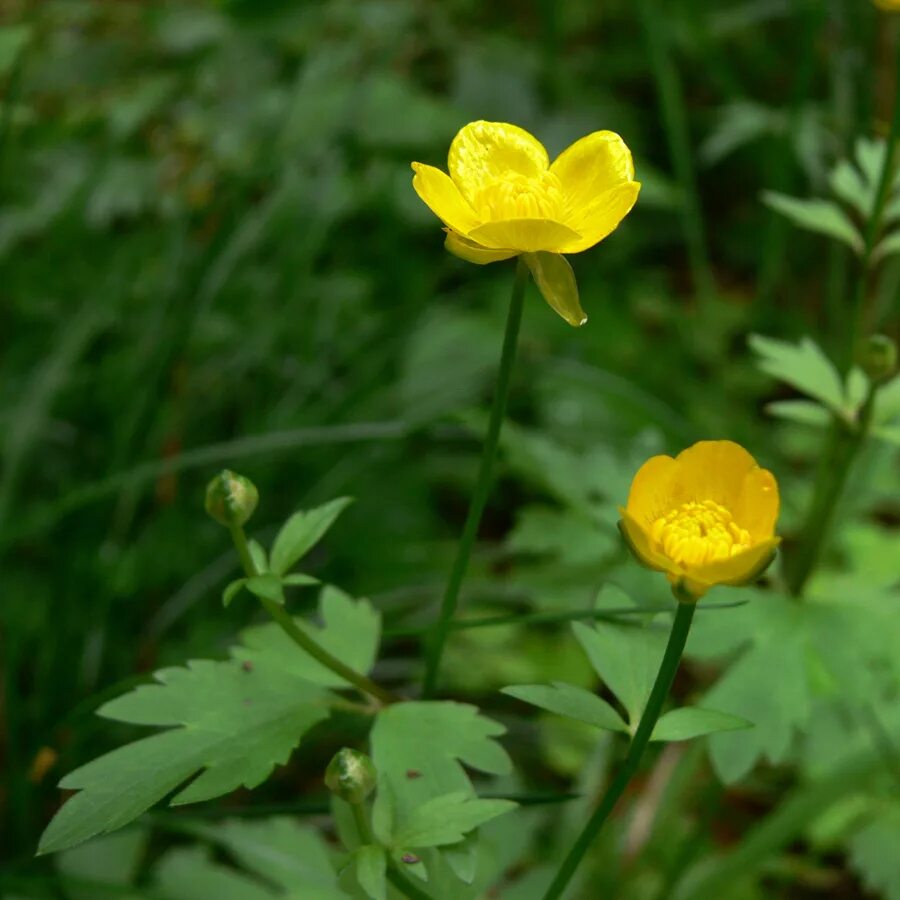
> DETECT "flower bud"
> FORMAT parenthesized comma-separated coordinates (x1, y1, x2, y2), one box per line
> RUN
(324, 748, 377, 804)
(205, 470, 259, 527)
(859, 334, 898, 383)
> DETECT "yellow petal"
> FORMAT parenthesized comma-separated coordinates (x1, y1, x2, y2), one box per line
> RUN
(668, 440, 760, 511)
(683, 537, 781, 591)
(411, 162, 482, 235)
(557, 182, 641, 254)
(619, 510, 680, 575)
(522, 251, 586, 326)
(624, 454, 679, 526)
(550, 130, 635, 209)
(734, 466, 780, 542)
(448, 121, 550, 206)
(468, 218, 581, 253)
(445, 230, 518, 265)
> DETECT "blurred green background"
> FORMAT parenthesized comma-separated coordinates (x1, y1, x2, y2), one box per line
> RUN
(2, 0, 899, 897)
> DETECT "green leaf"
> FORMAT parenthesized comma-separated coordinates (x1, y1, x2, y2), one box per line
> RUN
(764, 400, 830, 428)
(222, 579, 246, 608)
(56, 829, 147, 900)
(651, 707, 752, 742)
(248, 540, 268, 574)
(0, 24, 32, 77)
(283, 573, 319, 587)
(270, 497, 354, 576)
(244, 574, 285, 605)
(502, 683, 628, 733)
(39, 658, 331, 854)
(235, 586, 380, 689)
(370, 702, 512, 857)
(749, 334, 846, 413)
(572, 619, 667, 725)
(508, 506, 610, 565)
(354, 846, 387, 900)
(848, 805, 900, 900)
(393, 793, 515, 849)
(761, 191, 863, 253)
(872, 229, 900, 265)
(829, 158, 869, 218)
(152, 845, 279, 900)
(201, 818, 342, 896)
(522, 251, 586, 327)
(873, 374, 900, 426)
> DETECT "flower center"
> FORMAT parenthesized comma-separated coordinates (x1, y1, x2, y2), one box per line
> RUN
(473, 171, 566, 222)
(649, 499, 751, 567)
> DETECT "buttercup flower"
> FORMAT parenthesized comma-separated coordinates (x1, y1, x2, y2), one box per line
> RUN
(412, 121, 640, 326)
(619, 441, 780, 600)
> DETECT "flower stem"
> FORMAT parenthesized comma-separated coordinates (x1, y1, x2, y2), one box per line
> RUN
(350, 801, 433, 900)
(786, 382, 876, 597)
(228, 525, 398, 706)
(421, 257, 528, 697)
(541, 600, 696, 900)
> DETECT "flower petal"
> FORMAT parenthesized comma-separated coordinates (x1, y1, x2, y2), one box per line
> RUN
(551, 130, 635, 210)
(411, 162, 482, 235)
(468, 218, 581, 253)
(522, 251, 586, 326)
(557, 182, 641, 254)
(683, 538, 781, 592)
(624, 454, 680, 526)
(619, 511, 679, 575)
(445, 230, 518, 265)
(448, 121, 550, 206)
(734, 466, 780, 542)
(668, 440, 760, 511)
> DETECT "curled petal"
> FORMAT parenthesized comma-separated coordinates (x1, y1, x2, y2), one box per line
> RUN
(411, 163, 482, 235)
(733, 467, 780, 543)
(468, 218, 581, 253)
(445, 230, 517, 265)
(619, 512, 677, 575)
(666, 441, 760, 512)
(522, 252, 586, 326)
(681, 538, 781, 597)
(449, 121, 550, 206)
(551, 131, 635, 210)
(624, 454, 679, 526)
(558, 182, 641, 254)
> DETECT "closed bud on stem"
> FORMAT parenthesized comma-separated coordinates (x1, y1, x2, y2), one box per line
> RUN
(859, 334, 898, 384)
(205, 470, 259, 527)
(324, 748, 377, 804)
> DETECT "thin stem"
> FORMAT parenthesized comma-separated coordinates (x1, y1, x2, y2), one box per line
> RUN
(350, 801, 432, 900)
(786, 384, 876, 596)
(228, 525, 398, 706)
(421, 258, 528, 697)
(542, 600, 696, 900)
(636, 0, 716, 310)
(846, 28, 900, 368)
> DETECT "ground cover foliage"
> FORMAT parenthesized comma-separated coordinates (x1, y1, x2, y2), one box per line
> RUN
(2, 0, 900, 898)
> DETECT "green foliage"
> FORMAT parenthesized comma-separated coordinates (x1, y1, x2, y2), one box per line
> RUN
(848, 805, 900, 900)
(270, 498, 354, 577)
(762, 192, 864, 254)
(39, 586, 379, 854)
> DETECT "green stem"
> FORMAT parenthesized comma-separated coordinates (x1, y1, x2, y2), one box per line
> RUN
(786, 384, 876, 597)
(421, 258, 528, 697)
(846, 30, 900, 368)
(542, 600, 696, 900)
(350, 801, 432, 900)
(228, 525, 398, 706)
(636, 0, 716, 310)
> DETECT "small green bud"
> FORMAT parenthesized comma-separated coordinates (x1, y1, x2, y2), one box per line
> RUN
(859, 334, 897, 383)
(324, 748, 377, 804)
(205, 470, 259, 527)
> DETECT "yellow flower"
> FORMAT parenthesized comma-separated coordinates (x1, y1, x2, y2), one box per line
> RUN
(619, 441, 780, 600)
(875, 0, 900, 9)
(411, 121, 640, 327)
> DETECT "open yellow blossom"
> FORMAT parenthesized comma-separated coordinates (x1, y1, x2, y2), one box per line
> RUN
(412, 121, 640, 327)
(619, 441, 780, 600)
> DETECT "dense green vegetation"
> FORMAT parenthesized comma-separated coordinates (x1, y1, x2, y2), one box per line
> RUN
(2, 1, 900, 897)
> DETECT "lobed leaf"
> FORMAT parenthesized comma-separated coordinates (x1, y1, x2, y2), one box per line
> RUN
(502, 682, 628, 733)
(393, 793, 516, 849)
(761, 191, 863, 254)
